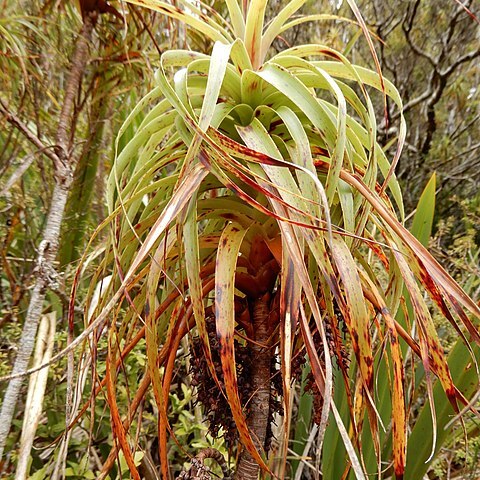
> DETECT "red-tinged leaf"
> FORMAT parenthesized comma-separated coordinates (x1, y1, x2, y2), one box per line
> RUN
(203, 127, 386, 244)
(279, 254, 299, 475)
(215, 222, 271, 472)
(391, 242, 459, 462)
(333, 167, 480, 338)
(244, 0, 268, 69)
(452, 0, 480, 24)
(439, 291, 479, 374)
(231, 119, 342, 453)
(361, 272, 406, 478)
(299, 303, 325, 396)
(299, 302, 367, 480)
(331, 238, 372, 389)
(181, 198, 221, 391)
(411, 267, 479, 376)
(266, 235, 282, 265)
(366, 236, 390, 270)
(264, 210, 356, 473)
(200, 148, 320, 230)
(392, 247, 459, 405)
(144, 239, 200, 475)
(106, 339, 141, 480)
(365, 287, 472, 413)
(330, 237, 382, 469)
(123, 162, 208, 285)
(147, 299, 183, 480)
(160, 307, 195, 469)
(99, 372, 153, 478)
(428, 274, 480, 346)
(199, 141, 322, 227)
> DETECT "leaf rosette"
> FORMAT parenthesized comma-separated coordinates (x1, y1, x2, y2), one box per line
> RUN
(82, 1, 480, 479)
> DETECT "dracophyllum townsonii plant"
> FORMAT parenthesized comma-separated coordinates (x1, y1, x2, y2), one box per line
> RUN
(80, 1, 480, 479)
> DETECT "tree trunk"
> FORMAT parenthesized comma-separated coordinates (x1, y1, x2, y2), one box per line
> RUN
(235, 293, 272, 480)
(0, 13, 95, 459)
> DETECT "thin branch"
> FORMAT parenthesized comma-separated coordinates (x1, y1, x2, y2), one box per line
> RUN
(452, 0, 479, 25)
(451, 113, 480, 142)
(130, 5, 163, 56)
(402, 0, 438, 69)
(395, 85, 433, 118)
(437, 141, 480, 168)
(440, 47, 480, 77)
(438, 1, 467, 60)
(0, 99, 60, 167)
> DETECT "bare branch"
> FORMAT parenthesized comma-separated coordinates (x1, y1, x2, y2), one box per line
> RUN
(439, 1, 469, 56)
(402, 0, 438, 68)
(395, 85, 433, 118)
(451, 113, 480, 142)
(0, 99, 60, 167)
(440, 47, 480, 77)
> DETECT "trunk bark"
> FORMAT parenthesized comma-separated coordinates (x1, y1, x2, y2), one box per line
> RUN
(235, 293, 272, 480)
(0, 13, 95, 460)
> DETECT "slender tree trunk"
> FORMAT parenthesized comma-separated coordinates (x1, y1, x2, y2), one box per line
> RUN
(0, 14, 95, 459)
(235, 294, 273, 480)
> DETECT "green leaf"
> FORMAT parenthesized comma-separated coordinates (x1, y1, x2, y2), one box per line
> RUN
(405, 341, 480, 478)
(225, 0, 245, 39)
(261, 0, 306, 59)
(245, 0, 268, 69)
(256, 60, 346, 204)
(411, 173, 436, 247)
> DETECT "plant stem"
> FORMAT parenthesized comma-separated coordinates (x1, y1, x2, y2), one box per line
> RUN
(235, 293, 272, 480)
(0, 13, 95, 459)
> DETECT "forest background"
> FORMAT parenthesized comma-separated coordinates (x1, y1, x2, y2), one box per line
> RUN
(0, 0, 479, 479)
